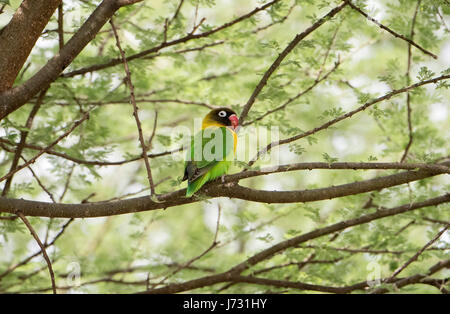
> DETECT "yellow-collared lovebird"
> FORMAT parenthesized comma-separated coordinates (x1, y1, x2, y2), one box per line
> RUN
(182, 107, 239, 197)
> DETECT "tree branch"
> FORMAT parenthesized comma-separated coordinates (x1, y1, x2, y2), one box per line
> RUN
(57, 2, 64, 50)
(380, 225, 448, 288)
(400, 0, 421, 162)
(0, 137, 180, 166)
(140, 194, 449, 293)
(239, 1, 348, 124)
(345, 0, 437, 59)
(1, 89, 46, 196)
(0, 162, 447, 218)
(0, 0, 62, 92)
(0, 110, 91, 183)
(60, 0, 281, 78)
(110, 18, 156, 195)
(249, 74, 450, 166)
(243, 60, 341, 126)
(0, 0, 143, 120)
(16, 212, 57, 294)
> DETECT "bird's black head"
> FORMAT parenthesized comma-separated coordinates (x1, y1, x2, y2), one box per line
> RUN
(203, 107, 239, 130)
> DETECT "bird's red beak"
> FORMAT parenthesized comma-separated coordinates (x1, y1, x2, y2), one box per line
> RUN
(229, 114, 239, 130)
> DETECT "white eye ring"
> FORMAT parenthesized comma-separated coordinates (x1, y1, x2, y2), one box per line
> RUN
(218, 110, 227, 118)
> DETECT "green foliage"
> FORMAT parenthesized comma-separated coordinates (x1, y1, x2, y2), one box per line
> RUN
(0, 0, 448, 294)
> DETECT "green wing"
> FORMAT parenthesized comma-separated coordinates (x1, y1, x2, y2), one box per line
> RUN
(182, 127, 235, 197)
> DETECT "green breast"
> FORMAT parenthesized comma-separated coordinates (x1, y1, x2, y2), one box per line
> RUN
(207, 160, 231, 181)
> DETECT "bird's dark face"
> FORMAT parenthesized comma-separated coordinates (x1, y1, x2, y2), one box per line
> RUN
(203, 107, 239, 130)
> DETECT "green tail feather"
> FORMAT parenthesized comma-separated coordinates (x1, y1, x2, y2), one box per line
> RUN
(186, 173, 210, 197)
(185, 161, 231, 197)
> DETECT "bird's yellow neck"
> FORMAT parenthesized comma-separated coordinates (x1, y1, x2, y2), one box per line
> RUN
(201, 118, 237, 154)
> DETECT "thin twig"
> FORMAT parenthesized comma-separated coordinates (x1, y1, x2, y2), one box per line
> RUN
(171, 0, 184, 22)
(346, 0, 437, 59)
(239, 1, 348, 124)
(57, 3, 64, 50)
(17, 62, 31, 83)
(190, 17, 206, 35)
(164, 0, 185, 41)
(61, 0, 282, 78)
(252, 2, 296, 33)
(147, 110, 158, 150)
(384, 225, 448, 284)
(110, 18, 156, 195)
(98, 177, 169, 203)
(0, 137, 180, 167)
(0, 4, 6, 15)
(59, 164, 75, 202)
(400, 0, 421, 163)
(249, 74, 450, 166)
(17, 212, 57, 294)
(394, 219, 416, 236)
(0, 218, 73, 281)
(0, 110, 91, 183)
(244, 59, 341, 126)
(1, 90, 46, 194)
(25, 161, 57, 203)
(155, 204, 222, 287)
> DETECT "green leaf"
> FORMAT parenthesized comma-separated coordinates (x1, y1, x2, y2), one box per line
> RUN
(417, 66, 435, 81)
(322, 152, 339, 164)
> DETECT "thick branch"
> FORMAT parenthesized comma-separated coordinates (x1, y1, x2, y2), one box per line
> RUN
(0, 163, 447, 218)
(140, 194, 449, 294)
(0, 0, 62, 92)
(0, 0, 143, 120)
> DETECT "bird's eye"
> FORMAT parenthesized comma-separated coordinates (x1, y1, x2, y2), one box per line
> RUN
(218, 110, 227, 118)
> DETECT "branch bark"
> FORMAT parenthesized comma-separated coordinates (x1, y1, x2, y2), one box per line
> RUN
(0, 0, 143, 120)
(140, 194, 449, 294)
(0, 0, 62, 92)
(0, 162, 447, 218)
